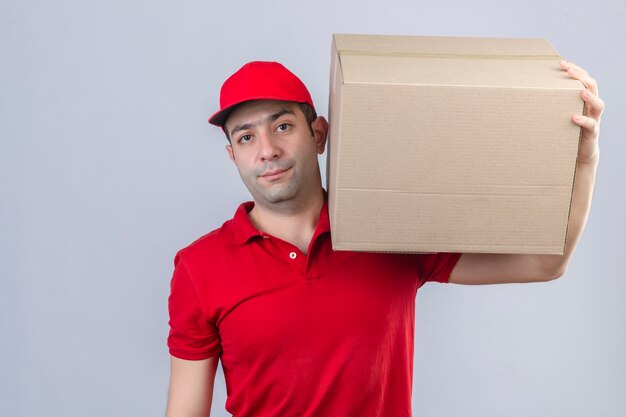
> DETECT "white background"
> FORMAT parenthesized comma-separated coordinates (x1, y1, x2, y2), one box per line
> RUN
(1, 1, 625, 416)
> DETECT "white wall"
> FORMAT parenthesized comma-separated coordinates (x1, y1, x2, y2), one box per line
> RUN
(1, 1, 625, 416)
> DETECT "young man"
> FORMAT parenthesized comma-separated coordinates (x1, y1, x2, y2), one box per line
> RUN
(166, 61, 603, 417)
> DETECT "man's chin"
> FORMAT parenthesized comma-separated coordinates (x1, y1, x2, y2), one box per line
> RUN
(254, 185, 298, 205)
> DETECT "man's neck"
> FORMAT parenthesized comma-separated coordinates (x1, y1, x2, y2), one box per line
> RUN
(248, 189, 324, 255)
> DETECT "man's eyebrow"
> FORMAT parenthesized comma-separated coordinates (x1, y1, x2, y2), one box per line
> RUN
(269, 108, 295, 122)
(230, 108, 296, 136)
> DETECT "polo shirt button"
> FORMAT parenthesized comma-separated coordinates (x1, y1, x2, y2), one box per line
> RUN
(289, 252, 297, 260)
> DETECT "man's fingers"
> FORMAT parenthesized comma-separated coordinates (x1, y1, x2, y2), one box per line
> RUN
(561, 60, 599, 96)
(561, 61, 602, 163)
(560, 59, 590, 77)
(560, 59, 585, 71)
(570, 69, 598, 95)
(582, 89, 605, 120)
(573, 114, 600, 138)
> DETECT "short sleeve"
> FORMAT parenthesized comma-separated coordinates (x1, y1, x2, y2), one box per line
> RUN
(167, 253, 221, 360)
(416, 252, 462, 288)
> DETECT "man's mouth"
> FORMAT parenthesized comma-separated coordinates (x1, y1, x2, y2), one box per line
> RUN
(260, 167, 291, 181)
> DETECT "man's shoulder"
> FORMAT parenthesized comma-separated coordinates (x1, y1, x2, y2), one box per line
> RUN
(178, 218, 236, 259)
(175, 201, 254, 264)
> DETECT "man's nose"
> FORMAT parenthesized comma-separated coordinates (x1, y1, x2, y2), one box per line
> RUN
(257, 132, 281, 161)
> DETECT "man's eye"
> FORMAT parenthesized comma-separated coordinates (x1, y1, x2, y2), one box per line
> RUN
(238, 134, 252, 143)
(276, 123, 290, 132)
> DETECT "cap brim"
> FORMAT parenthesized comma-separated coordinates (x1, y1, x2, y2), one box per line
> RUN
(208, 95, 314, 128)
(208, 106, 235, 127)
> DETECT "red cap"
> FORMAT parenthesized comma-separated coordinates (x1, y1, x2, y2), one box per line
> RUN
(208, 61, 315, 127)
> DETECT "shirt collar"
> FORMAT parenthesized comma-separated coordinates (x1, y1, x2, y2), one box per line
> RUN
(231, 196, 330, 246)
(231, 201, 261, 245)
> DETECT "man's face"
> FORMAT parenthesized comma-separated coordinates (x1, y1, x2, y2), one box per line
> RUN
(224, 100, 327, 209)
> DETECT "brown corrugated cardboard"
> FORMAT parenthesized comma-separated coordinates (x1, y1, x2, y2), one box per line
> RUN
(327, 34, 584, 254)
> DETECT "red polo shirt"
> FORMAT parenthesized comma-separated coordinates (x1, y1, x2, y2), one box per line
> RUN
(168, 201, 460, 417)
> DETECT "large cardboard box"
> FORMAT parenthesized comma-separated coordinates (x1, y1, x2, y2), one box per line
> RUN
(327, 34, 584, 254)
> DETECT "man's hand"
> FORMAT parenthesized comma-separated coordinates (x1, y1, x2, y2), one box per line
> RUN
(449, 60, 603, 285)
(561, 60, 604, 164)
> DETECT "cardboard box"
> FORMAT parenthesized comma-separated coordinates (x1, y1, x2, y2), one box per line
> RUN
(327, 34, 584, 254)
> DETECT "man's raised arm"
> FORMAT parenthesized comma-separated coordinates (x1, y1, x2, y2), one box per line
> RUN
(450, 60, 604, 285)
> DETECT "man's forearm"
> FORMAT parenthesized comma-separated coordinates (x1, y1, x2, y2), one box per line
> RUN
(546, 157, 599, 276)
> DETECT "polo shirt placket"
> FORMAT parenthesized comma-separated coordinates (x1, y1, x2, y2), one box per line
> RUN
(262, 234, 308, 278)
(239, 202, 330, 285)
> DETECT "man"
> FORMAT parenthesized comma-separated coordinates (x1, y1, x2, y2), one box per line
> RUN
(165, 60, 603, 417)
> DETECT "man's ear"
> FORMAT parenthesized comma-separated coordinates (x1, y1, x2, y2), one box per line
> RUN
(311, 116, 329, 154)
(226, 144, 235, 162)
